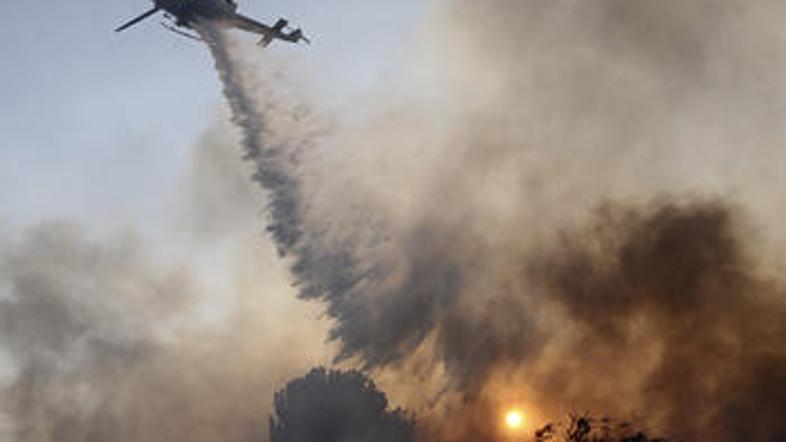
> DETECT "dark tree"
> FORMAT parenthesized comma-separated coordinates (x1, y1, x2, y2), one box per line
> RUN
(270, 368, 415, 442)
(534, 413, 671, 442)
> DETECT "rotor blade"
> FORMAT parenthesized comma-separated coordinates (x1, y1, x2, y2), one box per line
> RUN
(115, 7, 160, 32)
(161, 22, 204, 42)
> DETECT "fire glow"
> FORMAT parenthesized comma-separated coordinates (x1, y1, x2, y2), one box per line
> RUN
(505, 409, 525, 431)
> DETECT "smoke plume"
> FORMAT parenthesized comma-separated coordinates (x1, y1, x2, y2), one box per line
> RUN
(527, 201, 786, 441)
(0, 120, 329, 441)
(5, 1, 786, 440)
(196, 2, 786, 441)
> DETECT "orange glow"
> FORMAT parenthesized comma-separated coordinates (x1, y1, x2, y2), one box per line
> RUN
(505, 409, 525, 430)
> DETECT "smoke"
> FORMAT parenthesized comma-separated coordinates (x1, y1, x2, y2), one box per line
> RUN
(6, 1, 784, 440)
(0, 222, 188, 441)
(194, 2, 786, 441)
(527, 201, 786, 441)
(0, 119, 329, 441)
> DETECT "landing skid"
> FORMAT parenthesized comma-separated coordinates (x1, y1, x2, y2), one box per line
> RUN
(160, 21, 203, 42)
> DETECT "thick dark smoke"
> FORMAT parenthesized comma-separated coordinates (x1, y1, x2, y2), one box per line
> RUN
(529, 201, 786, 441)
(269, 368, 415, 442)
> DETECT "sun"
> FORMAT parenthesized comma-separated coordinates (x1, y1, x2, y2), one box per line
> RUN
(505, 409, 525, 431)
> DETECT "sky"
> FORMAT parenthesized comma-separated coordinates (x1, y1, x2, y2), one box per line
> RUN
(0, 0, 430, 232)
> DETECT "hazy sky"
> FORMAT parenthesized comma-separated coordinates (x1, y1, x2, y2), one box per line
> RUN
(0, 0, 429, 231)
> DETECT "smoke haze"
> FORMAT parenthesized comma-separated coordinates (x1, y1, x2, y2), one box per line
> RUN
(196, 2, 786, 441)
(4, 1, 786, 441)
(0, 118, 330, 441)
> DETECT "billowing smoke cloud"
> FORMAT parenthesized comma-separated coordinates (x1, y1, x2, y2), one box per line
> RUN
(527, 201, 786, 441)
(0, 119, 329, 441)
(194, 2, 786, 441)
(0, 222, 189, 441)
(270, 368, 414, 442)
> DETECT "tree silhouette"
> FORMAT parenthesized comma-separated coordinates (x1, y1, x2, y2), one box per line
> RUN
(534, 413, 670, 442)
(270, 368, 415, 442)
